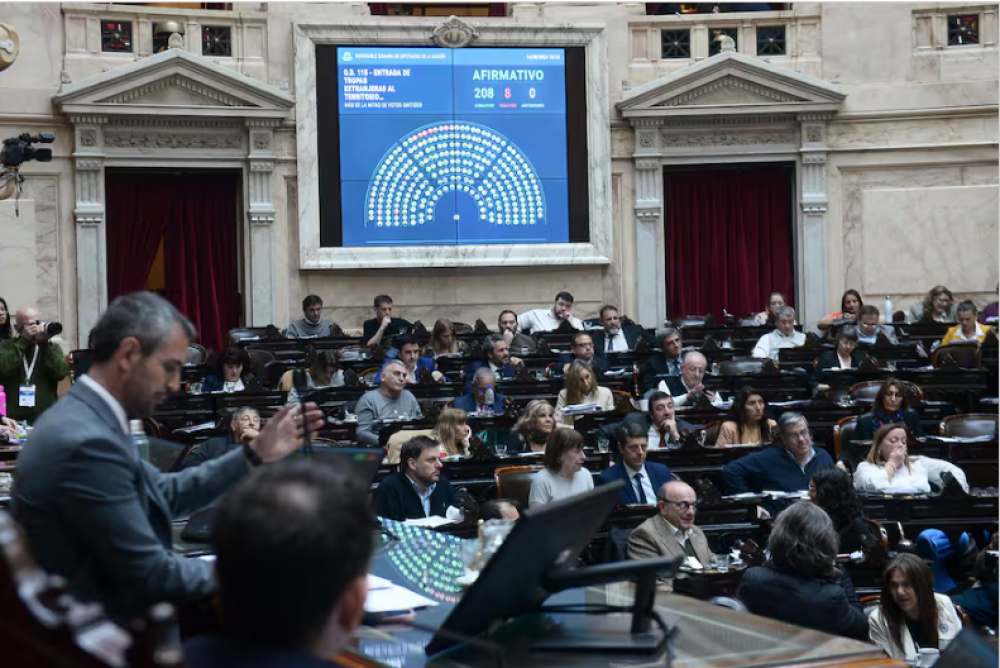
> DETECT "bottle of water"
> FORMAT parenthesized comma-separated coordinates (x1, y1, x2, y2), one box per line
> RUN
(129, 419, 150, 462)
(484, 385, 495, 417)
(884, 295, 892, 323)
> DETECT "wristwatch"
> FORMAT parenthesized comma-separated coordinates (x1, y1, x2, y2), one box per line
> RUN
(243, 441, 264, 468)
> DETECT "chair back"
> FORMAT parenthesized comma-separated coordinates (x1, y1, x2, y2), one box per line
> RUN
(737, 317, 758, 327)
(931, 343, 981, 369)
(671, 315, 713, 328)
(227, 327, 272, 346)
(702, 421, 720, 447)
(0, 510, 188, 667)
(719, 358, 764, 376)
(360, 366, 381, 386)
(185, 343, 207, 366)
(386, 428, 435, 465)
(495, 465, 542, 509)
(939, 414, 998, 438)
(891, 311, 906, 323)
(833, 415, 859, 458)
(849, 380, 924, 403)
(147, 438, 187, 473)
(244, 347, 276, 384)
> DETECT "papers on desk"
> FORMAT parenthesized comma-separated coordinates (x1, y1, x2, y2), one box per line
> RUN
(763, 490, 810, 500)
(930, 434, 994, 443)
(402, 515, 459, 529)
(981, 397, 1000, 405)
(173, 421, 216, 434)
(721, 492, 766, 501)
(366, 574, 439, 613)
(769, 399, 814, 407)
(602, 369, 628, 377)
(562, 402, 600, 415)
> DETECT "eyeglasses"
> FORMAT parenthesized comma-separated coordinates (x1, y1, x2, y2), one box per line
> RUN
(664, 500, 696, 511)
(784, 429, 812, 443)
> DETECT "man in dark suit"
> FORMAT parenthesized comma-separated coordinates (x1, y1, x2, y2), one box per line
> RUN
(374, 436, 458, 520)
(184, 460, 372, 668)
(617, 391, 696, 449)
(639, 327, 683, 393)
(598, 422, 673, 506)
(180, 407, 260, 470)
(454, 367, 507, 415)
(559, 331, 609, 375)
(464, 333, 517, 393)
(591, 305, 644, 353)
(374, 336, 442, 385)
(364, 294, 413, 348)
(12, 292, 323, 623)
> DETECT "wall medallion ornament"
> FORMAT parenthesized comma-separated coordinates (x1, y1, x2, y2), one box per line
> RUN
(431, 16, 480, 49)
(79, 129, 97, 147)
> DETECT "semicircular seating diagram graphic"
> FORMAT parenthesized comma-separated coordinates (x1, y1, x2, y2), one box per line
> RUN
(364, 121, 546, 230)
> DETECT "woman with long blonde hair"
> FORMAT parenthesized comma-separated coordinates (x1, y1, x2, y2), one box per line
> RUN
(509, 399, 556, 453)
(432, 408, 471, 456)
(554, 361, 615, 426)
(424, 319, 468, 357)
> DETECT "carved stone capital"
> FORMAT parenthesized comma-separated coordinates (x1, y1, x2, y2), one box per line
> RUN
(801, 152, 827, 164)
(74, 212, 103, 226)
(249, 212, 275, 225)
(76, 158, 102, 171)
(250, 160, 274, 172)
(635, 207, 660, 222)
(802, 204, 828, 214)
(637, 129, 657, 150)
(635, 158, 661, 171)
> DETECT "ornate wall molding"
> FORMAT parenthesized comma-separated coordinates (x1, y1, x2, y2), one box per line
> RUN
(75, 158, 102, 171)
(660, 130, 795, 148)
(801, 152, 827, 164)
(249, 160, 274, 172)
(79, 129, 97, 147)
(106, 117, 241, 129)
(103, 128, 242, 149)
(98, 74, 252, 107)
(663, 75, 803, 107)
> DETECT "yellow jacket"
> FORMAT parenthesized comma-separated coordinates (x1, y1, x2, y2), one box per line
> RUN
(941, 322, 992, 346)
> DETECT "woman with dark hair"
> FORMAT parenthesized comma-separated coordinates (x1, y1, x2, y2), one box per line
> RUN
(818, 289, 863, 331)
(424, 319, 468, 358)
(816, 325, 865, 372)
(809, 467, 870, 554)
(0, 296, 11, 340)
(854, 424, 967, 494)
(752, 291, 785, 326)
(907, 285, 957, 323)
(528, 429, 592, 507)
(853, 378, 924, 443)
(204, 347, 262, 393)
(716, 387, 776, 446)
(869, 553, 962, 660)
(281, 348, 344, 404)
(509, 399, 556, 453)
(737, 501, 868, 640)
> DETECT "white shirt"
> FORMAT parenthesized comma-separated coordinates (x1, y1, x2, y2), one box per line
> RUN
(626, 463, 657, 505)
(954, 322, 986, 341)
(647, 425, 666, 449)
(78, 374, 129, 437)
(663, 517, 693, 547)
(784, 446, 818, 474)
(659, 377, 725, 408)
(854, 456, 969, 494)
(519, 308, 584, 334)
(529, 467, 594, 507)
(222, 378, 245, 393)
(407, 475, 437, 517)
(603, 329, 630, 352)
(751, 329, 806, 361)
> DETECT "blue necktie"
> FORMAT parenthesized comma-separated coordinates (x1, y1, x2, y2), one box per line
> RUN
(635, 472, 648, 504)
(607, 335, 614, 352)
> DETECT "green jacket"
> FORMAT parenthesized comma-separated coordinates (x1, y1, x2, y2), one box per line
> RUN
(0, 337, 69, 422)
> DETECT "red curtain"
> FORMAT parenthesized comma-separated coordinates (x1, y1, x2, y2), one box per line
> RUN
(105, 171, 240, 354)
(663, 164, 795, 319)
(488, 3, 507, 16)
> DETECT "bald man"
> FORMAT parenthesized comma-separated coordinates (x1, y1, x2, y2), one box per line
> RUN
(0, 306, 69, 422)
(627, 481, 714, 590)
(657, 351, 723, 408)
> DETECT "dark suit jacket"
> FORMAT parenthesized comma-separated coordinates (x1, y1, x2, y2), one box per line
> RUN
(464, 359, 516, 393)
(185, 635, 331, 668)
(202, 373, 263, 394)
(12, 380, 248, 622)
(592, 325, 645, 354)
(374, 356, 436, 386)
(453, 392, 507, 415)
(557, 353, 609, 375)
(598, 461, 673, 505)
(815, 350, 866, 373)
(180, 433, 239, 470)
(853, 407, 924, 442)
(613, 412, 697, 445)
(640, 354, 681, 393)
(374, 472, 458, 520)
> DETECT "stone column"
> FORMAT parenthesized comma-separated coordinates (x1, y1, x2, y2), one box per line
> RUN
(798, 114, 831, 330)
(246, 120, 278, 327)
(71, 117, 107, 343)
(632, 120, 666, 328)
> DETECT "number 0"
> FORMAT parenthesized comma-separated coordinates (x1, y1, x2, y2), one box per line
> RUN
(529, 87, 536, 99)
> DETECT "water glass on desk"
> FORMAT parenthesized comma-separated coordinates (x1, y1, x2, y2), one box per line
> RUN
(596, 436, 610, 454)
(494, 443, 508, 458)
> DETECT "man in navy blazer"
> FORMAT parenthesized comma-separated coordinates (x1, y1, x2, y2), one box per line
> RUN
(463, 333, 517, 393)
(375, 336, 442, 385)
(374, 436, 457, 520)
(454, 366, 506, 415)
(599, 421, 673, 506)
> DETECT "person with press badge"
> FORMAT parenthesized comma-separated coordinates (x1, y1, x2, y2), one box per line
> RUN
(0, 306, 69, 423)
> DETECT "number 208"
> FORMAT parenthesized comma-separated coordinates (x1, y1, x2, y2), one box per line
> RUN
(473, 87, 494, 99)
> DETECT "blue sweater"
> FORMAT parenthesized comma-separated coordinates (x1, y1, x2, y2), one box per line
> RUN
(722, 446, 834, 495)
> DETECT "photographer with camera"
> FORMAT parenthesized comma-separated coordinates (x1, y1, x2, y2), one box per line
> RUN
(0, 306, 69, 423)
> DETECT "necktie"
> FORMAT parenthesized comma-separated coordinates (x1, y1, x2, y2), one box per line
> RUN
(634, 472, 648, 504)
(607, 335, 614, 352)
(658, 428, 668, 446)
(683, 537, 698, 558)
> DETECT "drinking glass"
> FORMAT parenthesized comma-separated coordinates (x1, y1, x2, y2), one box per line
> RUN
(459, 538, 481, 577)
(596, 436, 610, 454)
(495, 443, 508, 458)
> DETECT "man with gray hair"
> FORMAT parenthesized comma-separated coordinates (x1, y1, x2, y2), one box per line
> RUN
(12, 291, 324, 623)
(454, 366, 507, 416)
(658, 350, 723, 408)
(751, 305, 806, 361)
(640, 327, 683, 392)
(181, 407, 261, 470)
(722, 412, 834, 495)
(356, 358, 422, 447)
(463, 332, 518, 393)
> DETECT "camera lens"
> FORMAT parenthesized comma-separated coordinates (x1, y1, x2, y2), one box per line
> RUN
(45, 322, 63, 337)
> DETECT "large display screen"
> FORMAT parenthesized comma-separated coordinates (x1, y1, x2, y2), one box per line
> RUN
(335, 46, 569, 247)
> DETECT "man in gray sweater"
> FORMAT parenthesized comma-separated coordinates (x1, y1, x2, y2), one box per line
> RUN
(356, 359, 421, 447)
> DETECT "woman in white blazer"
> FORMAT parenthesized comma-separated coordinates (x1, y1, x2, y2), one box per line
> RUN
(854, 424, 969, 495)
(869, 553, 962, 661)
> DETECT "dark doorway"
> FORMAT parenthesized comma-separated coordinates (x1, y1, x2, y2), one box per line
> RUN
(105, 170, 242, 354)
(663, 162, 795, 320)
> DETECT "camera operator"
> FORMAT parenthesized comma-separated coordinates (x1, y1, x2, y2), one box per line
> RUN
(0, 306, 69, 423)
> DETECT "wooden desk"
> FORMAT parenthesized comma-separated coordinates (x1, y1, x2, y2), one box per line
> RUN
(860, 494, 999, 539)
(673, 568, 746, 600)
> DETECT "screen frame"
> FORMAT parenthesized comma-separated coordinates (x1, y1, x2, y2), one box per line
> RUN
(294, 20, 612, 270)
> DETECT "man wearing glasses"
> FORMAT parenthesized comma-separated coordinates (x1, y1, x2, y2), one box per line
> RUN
(627, 480, 713, 589)
(722, 412, 834, 495)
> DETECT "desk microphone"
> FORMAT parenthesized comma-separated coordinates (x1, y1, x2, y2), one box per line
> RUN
(292, 368, 313, 454)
